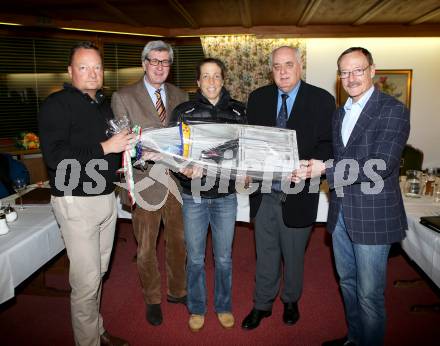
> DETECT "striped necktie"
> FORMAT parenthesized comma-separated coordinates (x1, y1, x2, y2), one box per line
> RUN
(155, 88, 166, 124)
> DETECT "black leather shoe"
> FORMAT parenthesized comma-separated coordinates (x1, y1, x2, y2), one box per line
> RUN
(322, 336, 356, 346)
(100, 331, 130, 346)
(166, 294, 187, 305)
(283, 302, 299, 325)
(146, 304, 163, 326)
(241, 308, 271, 330)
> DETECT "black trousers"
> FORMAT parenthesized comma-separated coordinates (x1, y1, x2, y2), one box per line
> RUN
(253, 193, 312, 311)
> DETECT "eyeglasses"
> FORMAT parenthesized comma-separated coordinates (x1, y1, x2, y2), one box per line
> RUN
(338, 65, 370, 79)
(146, 58, 171, 67)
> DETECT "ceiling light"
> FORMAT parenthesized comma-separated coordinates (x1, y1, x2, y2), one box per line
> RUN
(0, 22, 23, 26)
(60, 27, 163, 37)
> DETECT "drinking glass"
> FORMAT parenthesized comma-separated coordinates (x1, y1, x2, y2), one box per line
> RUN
(434, 183, 440, 203)
(425, 168, 436, 196)
(106, 115, 132, 137)
(13, 177, 27, 210)
(405, 170, 422, 198)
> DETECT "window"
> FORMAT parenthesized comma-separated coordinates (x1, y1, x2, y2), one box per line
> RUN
(171, 44, 205, 98)
(0, 37, 74, 138)
(103, 42, 204, 99)
(0, 36, 204, 138)
(103, 42, 145, 97)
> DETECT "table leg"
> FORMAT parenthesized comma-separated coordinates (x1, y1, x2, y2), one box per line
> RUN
(21, 251, 70, 297)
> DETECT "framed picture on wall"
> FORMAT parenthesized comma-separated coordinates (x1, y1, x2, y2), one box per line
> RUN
(336, 69, 413, 109)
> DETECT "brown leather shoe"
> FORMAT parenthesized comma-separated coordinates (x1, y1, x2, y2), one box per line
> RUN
(100, 331, 130, 346)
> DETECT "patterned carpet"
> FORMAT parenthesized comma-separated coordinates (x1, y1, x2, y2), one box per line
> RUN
(1, 222, 439, 345)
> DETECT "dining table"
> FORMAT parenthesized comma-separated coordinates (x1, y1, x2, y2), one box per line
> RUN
(0, 188, 64, 304)
(401, 194, 440, 288)
(116, 187, 330, 223)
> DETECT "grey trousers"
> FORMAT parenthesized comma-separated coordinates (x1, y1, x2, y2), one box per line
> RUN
(253, 193, 312, 311)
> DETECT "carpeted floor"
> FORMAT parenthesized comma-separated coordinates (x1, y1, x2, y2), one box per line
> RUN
(1, 222, 439, 345)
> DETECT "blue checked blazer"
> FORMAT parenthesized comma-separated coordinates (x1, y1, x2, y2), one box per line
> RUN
(326, 88, 410, 245)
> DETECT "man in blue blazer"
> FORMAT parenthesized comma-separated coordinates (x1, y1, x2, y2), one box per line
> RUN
(241, 46, 335, 330)
(298, 47, 410, 346)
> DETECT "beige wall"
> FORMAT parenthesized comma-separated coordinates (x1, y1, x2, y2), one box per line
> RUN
(306, 37, 440, 168)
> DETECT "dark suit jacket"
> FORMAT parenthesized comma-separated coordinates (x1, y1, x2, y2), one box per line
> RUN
(247, 81, 335, 227)
(325, 88, 410, 245)
(111, 78, 188, 205)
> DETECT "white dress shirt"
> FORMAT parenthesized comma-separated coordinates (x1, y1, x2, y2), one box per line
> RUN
(143, 77, 167, 106)
(341, 86, 374, 146)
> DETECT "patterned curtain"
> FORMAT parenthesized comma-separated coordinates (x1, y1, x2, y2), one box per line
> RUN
(200, 35, 306, 103)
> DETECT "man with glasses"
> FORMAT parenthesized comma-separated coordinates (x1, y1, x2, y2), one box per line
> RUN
(241, 46, 335, 330)
(111, 40, 188, 326)
(296, 47, 410, 346)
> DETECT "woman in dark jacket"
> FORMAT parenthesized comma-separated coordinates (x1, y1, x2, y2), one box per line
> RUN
(170, 58, 246, 332)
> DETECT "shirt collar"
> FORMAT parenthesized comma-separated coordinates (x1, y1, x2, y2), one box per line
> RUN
(63, 83, 105, 104)
(278, 80, 301, 98)
(143, 76, 164, 94)
(344, 85, 374, 112)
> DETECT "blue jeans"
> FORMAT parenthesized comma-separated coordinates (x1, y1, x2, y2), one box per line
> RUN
(332, 210, 391, 346)
(182, 193, 237, 315)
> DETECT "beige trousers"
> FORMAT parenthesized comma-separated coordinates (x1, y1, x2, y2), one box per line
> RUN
(52, 193, 117, 346)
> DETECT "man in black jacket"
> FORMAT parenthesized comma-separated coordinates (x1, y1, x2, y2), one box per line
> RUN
(242, 46, 335, 330)
(39, 41, 133, 346)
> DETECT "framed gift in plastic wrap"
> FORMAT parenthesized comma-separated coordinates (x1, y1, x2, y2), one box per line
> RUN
(139, 123, 300, 181)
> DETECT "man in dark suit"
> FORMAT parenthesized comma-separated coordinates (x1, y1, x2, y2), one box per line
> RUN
(241, 46, 335, 330)
(111, 40, 188, 326)
(298, 47, 410, 346)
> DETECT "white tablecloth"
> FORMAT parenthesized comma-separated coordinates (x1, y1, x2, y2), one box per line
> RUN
(0, 205, 64, 304)
(401, 196, 440, 288)
(117, 191, 330, 223)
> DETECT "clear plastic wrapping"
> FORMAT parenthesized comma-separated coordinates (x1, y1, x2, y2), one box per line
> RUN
(139, 123, 300, 181)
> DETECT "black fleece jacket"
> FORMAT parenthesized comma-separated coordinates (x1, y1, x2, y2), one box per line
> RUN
(38, 83, 120, 197)
(170, 88, 247, 198)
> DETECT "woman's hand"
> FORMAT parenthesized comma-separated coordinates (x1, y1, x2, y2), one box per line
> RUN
(179, 164, 204, 179)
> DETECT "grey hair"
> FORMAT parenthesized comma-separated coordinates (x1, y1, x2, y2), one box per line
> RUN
(269, 46, 302, 67)
(141, 40, 174, 64)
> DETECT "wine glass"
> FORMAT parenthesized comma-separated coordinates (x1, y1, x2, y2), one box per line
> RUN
(13, 177, 27, 210)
